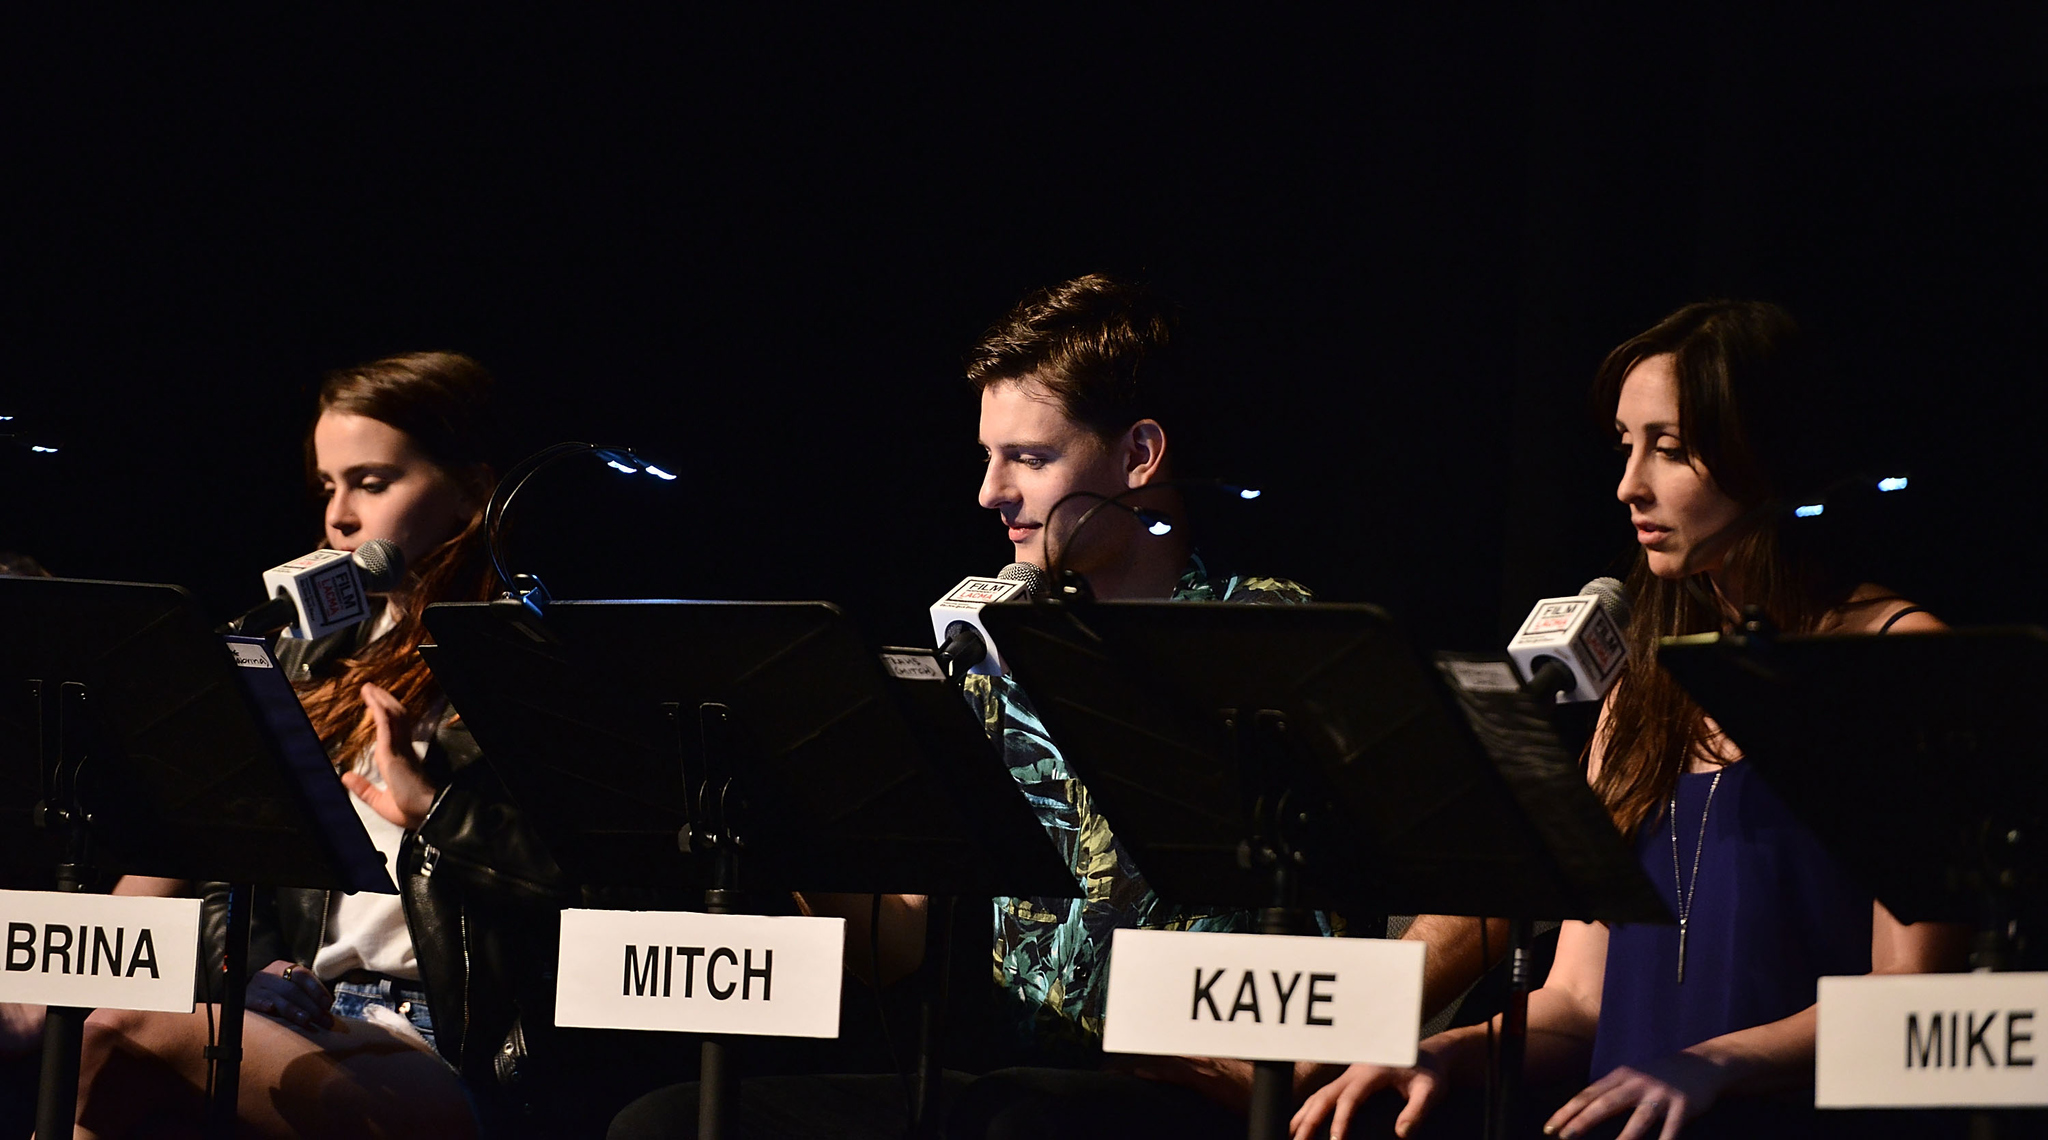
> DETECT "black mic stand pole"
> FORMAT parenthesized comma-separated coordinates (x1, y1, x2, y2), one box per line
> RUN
(202, 884, 255, 1136)
(1489, 918, 1536, 1140)
(32, 682, 92, 1140)
(686, 701, 742, 1140)
(1235, 709, 1305, 1140)
(911, 896, 956, 1140)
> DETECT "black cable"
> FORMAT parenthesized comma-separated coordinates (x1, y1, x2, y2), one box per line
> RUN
(1042, 477, 1259, 593)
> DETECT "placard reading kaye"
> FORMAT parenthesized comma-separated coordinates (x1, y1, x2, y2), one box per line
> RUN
(1102, 929, 1424, 1065)
(555, 910, 845, 1038)
(1818, 972, 2048, 1107)
(0, 890, 200, 1013)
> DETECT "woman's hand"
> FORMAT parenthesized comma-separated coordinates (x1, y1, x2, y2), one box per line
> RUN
(1543, 1051, 1730, 1140)
(245, 960, 333, 1031)
(339, 683, 438, 830)
(1291, 1051, 1447, 1140)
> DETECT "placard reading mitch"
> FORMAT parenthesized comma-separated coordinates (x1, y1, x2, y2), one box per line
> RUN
(0, 890, 201, 1013)
(1818, 972, 2048, 1107)
(554, 910, 845, 1038)
(1102, 929, 1425, 1066)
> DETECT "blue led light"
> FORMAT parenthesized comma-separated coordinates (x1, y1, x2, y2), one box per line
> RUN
(1794, 503, 1825, 518)
(642, 464, 677, 481)
(1133, 507, 1175, 536)
(30, 445, 57, 454)
(605, 460, 637, 473)
(1877, 476, 1908, 492)
(1238, 488, 1262, 500)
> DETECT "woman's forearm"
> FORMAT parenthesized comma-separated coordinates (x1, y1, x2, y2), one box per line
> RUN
(1683, 1004, 1815, 1095)
(1424, 986, 1600, 1089)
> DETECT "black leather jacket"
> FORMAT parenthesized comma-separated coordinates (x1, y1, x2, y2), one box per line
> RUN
(200, 617, 571, 1090)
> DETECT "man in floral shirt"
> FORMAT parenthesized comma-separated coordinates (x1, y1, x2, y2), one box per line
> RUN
(951, 274, 1330, 1138)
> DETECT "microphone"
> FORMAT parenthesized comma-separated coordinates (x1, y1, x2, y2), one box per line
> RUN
(930, 562, 1046, 677)
(1506, 576, 1630, 704)
(221, 539, 406, 638)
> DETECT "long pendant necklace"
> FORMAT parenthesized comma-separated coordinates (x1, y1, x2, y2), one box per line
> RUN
(1670, 769, 1724, 985)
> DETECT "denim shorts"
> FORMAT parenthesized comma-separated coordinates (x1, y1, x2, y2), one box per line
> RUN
(329, 977, 437, 1053)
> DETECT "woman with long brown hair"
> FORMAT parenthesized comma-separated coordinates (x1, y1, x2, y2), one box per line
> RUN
(1292, 302, 1967, 1139)
(75, 352, 562, 1139)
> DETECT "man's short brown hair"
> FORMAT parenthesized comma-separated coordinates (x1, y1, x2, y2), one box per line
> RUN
(965, 273, 1185, 441)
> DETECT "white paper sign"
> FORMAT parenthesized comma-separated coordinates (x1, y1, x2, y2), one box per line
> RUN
(1102, 929, 1424, 1065)
(0, 890, 200, 1013)
(1818, 972, 2048, 1107)
(554, 909, 845, 1038)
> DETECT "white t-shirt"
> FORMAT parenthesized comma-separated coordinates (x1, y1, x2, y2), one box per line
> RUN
(302, 609, 427, 982)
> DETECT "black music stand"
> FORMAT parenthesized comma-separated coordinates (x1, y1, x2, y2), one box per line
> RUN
(1659, 626, 2048, 1138)
(0, 577, 393, 1140)
(980, 600, 1668, 1140)
(1659, 626, 2048, 966)
(419, 598, 1079, 1140)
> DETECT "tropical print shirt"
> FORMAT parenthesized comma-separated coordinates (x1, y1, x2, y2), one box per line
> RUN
(960, 556, 1317, 1066)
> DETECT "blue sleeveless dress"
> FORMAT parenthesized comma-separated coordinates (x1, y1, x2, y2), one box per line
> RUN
(1591, 762, 1872, 1078)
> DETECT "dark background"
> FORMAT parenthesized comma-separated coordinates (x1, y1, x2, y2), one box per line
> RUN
(5, 8, 2045, 651)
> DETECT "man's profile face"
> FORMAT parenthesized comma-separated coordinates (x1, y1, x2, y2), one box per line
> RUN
(976, 376, 1140, 572)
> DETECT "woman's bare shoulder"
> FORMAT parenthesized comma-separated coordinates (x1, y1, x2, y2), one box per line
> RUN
(1829, 584, 1948, 635)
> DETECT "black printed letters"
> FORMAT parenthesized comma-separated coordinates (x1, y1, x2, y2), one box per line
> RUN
(1904, 1010, 2035, 1069)
(4, 922, 159, 979)
(623, 944, 775, 1001)
(1190, 968, 1336, 1026)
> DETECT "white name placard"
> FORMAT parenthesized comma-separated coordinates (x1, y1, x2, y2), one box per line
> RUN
(1818, 972, 2048, 1107)
(0, 890, 200, 1013)
(554, 909, 845, 1038)
(1102, 929, 1424, 1065)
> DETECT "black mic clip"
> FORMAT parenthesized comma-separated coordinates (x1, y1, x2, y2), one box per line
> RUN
(1519, 656, 1578, 705)
(935, 622, 986, 681)
(499, 572, 552, 618)
(491, 573, 559, 645)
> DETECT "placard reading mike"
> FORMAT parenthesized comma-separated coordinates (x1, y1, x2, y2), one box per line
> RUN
(1102, 929, 1424, 1065)
(0, 890, 200, 1013)
(555, 910, 845, 1038)
(1818, 972, 2048, 1107)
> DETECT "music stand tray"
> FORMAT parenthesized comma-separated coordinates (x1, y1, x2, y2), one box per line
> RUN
(418, 598, 1075, 899)
(1659, 627, 2048, 944)
(978, 599, 1666, 922)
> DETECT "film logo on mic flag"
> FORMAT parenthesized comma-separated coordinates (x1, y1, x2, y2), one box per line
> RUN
(260, 549, 369, 639)
(1507, 579, 1628, 703)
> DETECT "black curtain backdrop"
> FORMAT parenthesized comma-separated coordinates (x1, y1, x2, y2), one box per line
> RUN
(5, 9, 2044, 652)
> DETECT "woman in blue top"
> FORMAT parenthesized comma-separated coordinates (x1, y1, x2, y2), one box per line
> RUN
(1293, 301, 1966, 1139)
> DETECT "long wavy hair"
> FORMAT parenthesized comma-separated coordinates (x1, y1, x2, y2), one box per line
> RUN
(296, 352, 500, 765)
(1589, 302, 1861, 839)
